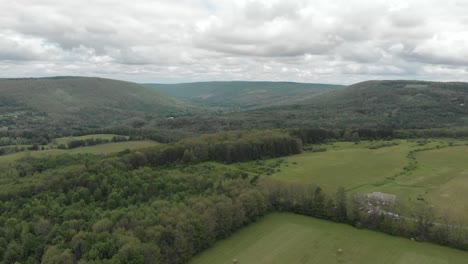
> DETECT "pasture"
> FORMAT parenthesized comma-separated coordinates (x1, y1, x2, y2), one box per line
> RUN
(410, 145, 468, 221)
(51, 134, 124, 145)
(270, 141, 409, 191)
(0, 140, 159, 166)
(191, 213, 468, 264)
(231, 139, 468, 222)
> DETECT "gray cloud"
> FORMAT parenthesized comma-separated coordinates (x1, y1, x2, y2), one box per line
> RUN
(0, 0, 468, 84)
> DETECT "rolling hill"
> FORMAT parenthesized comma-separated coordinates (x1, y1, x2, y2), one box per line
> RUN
(0, 77, 194, 135)
(158, 80, 468, 132)
(2, 78, 467, 138)
(232, 80, 468, 129)
(146, 81, 343, 110)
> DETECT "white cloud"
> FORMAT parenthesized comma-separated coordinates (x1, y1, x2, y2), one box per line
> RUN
(0, 0, 467, 84)
(409, 32, 468, 65)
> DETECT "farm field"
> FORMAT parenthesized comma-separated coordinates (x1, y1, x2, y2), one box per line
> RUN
(271, 141, 410, 191)
(411, 146, 468, 221)
(191, 212, 468, 264)
(0, 140, 159, 166)
(229, 139, 468, 221)
(50, 134, 125, 146)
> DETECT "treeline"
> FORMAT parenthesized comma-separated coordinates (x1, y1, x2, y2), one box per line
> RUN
(124, 130, 302, 169)
(290, 128, 395, 144)
(259, 180, 468, 251)
(0, 130, 302, 179)
(395, 127, 468, 139)
(14, 154, 97, 177)
(0, 126, 192, 146)
(0, 145, 27, 156)
(0, 135, 49, 147)
(63, 127, 191, 143)
(4, 126, 468, 149)
(290, 127, 468, 145)
(258, 180, 348, 222)
(349, 194, 468, 251)
(65, 136, 129, 149)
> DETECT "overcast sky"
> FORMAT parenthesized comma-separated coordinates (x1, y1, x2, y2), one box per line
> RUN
(1, 0, 468, 84)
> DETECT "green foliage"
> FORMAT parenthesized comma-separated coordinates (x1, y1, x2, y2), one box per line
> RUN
(335, 187, 348, 222)
(0, 130, 301, 263)
(368, 141, 399, 149)
(42, 246, 74, 264)
(0, 77, 195, 138)
(159, 80, 468, 133)
(127, 130, 302, 168)
(233, 80, 468, 129)
(147, 81, 342, 110)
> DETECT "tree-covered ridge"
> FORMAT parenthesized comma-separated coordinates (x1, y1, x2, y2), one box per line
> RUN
(233, 80, 468, 129)
(0, 77, 195, 137)
(159, 80, 468, 132)
(2, 78, 468, 146)
(147, 81, 342, 110)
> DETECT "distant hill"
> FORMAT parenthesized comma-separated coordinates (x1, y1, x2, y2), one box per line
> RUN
(159, 80, 468, 131)
(2, 78, 467, 139)
(236, 80, 468, 129)
(146, 81, 343, 110)
(0, 77, 194, 135)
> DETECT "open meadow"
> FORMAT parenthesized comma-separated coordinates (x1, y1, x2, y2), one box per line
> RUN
(228, 139, 468, 222)
(191, 213, 468, 264)
(50, 134, 125, 146)
(0, 139, 159, 166)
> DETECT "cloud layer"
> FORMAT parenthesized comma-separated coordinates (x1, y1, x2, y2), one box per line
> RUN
(1, 0, 468, 84)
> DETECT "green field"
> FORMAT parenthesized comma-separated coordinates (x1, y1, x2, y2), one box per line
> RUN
(411, 146, 468, 220)
(191, 213, 468, 264)
(270, 141, 410, 191)
(229, 139, 468, 221)
(0, 140, 159, 166)
(51, 134, 124, 145)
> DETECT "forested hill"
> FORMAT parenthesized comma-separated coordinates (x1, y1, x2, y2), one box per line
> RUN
(2, 78, 468, 139)
(0, 77, 194, 136)
(217, 80, 468, 129)
(146, 81, 343, 110)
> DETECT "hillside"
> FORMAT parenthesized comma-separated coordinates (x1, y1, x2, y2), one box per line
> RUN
(2, 78, 467, 138)
(0, 77, 194, 136)
(229, 80, 468, 129)
(158, 80, 468, 132)
(146, 81, 343, 110)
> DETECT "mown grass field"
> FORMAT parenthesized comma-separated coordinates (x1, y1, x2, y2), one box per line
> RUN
(51, 134, 124, 145)
(0, 140, 159, 166)
(229, 139, 468, 221)
(411, 146, 468, 221)
(191, 213, 468, 264)
(270, 141, 409, 191)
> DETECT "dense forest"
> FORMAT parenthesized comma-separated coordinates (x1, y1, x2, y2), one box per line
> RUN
(0, 130, 300, 263)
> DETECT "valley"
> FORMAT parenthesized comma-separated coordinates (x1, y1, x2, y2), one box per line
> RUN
(0, 78, 468, 263)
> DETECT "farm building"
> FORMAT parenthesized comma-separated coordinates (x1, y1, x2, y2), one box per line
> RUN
(366, 192, 396, 205)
